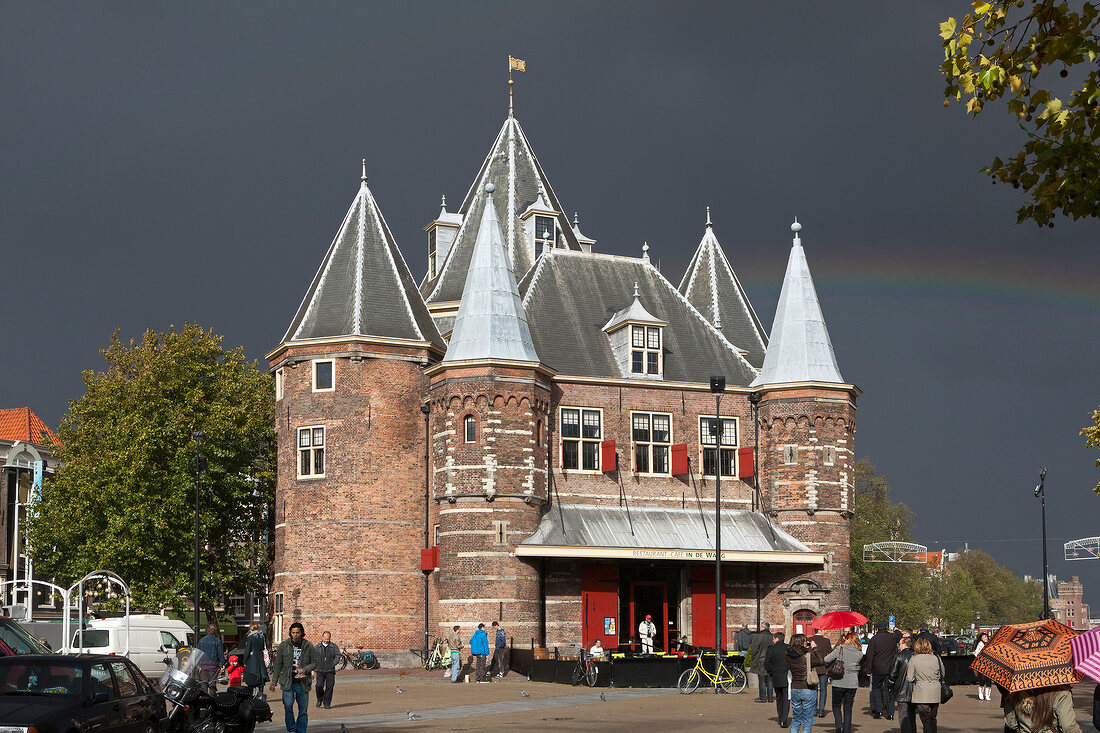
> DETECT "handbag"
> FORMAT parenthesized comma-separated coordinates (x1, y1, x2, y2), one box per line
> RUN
(939, 659, 952, 703)
(826, 654, 845, 680)
(805, 652, 817, 688)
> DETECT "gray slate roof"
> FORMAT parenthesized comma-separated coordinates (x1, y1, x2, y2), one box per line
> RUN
(420, 114, 582, 304)
(281, 175, 444, 350)
(679, 217, 768, 368)
(518, 504, 812, 555)
(443, 188, 540, 363)
(751, 225, 843, 386)
(518, 251, 758, 386)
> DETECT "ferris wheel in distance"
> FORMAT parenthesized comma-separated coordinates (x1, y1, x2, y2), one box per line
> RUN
(1064, 536, 1100, 561)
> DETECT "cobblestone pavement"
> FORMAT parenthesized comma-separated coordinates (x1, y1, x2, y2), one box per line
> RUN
(255, 671, 1100, 732)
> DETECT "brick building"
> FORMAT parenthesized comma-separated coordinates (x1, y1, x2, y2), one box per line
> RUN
(1050, 575, 1090, 629)
(267, 98, 859, 663)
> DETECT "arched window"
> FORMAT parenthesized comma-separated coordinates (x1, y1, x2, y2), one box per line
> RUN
(464, 415, 476, 443)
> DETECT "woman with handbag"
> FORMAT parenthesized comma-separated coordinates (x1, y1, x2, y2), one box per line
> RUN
(823, 632, 863, 733)
(1004, 686, 1081, 733)
(906, 637, 945, 732)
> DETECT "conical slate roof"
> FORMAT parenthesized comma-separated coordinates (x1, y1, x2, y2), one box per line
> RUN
(443, 185, 540, 363)
(421, 114, 582, 304)
(751, 222, 843, 386)
(679, 211, 768, 368)
(281, 168, 445, 350)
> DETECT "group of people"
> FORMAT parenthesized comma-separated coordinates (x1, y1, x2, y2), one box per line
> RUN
(446, 620, 508, 683)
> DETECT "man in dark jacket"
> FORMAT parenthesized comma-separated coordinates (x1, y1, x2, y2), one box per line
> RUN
(489, 621, 508, 678)
(196, 623, 226, 694)
(735, 623, 753, 652)
(750, 622, 774, 702)
(914, 623, 941, 655)
(810, 630, 833, 718)
(764, 631, 790, 727)
(270, 622, 318, 733)
(865, 622, 898, 720)
(887, 634, 915, 733)
(313, 631, 339, 709)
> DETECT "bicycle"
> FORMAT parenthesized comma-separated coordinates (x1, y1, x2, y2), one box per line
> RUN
(422, 638, 450, 671)
(335, 647, 380, 671)
(676, 649, 747, 694)
(570, 649, 598, 687)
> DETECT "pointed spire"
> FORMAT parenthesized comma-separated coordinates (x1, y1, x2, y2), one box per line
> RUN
(444, 184, 540, 363)
(706, 206, 712, 228)
(361, 158, 367, 185)
(751, 219, 843, 386)
(633, 281, 640, 299)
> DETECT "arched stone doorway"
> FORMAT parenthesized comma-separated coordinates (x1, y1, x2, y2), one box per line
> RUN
(777, 578, 831, 637)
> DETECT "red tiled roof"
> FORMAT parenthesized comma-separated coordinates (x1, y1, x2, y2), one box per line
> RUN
(0, 407, 57, 446)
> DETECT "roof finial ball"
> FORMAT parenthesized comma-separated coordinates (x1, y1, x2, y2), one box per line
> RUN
(485, 183, 496, 194)
(791, 217, 802, 240)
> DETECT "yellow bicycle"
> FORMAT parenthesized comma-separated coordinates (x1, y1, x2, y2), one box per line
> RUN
(676, 650, 747, 694)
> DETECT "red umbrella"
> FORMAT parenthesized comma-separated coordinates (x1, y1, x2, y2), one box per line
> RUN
(812, 611, 869, 630)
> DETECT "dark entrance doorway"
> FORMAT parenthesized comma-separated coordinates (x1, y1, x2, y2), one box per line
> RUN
(629, 580, 668, 652)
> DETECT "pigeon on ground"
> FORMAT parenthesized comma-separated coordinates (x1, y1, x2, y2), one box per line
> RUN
(406, 711, 421, 720)
(520, 689, 530, 697)
(340, 725, 349, 733)
(599, 692, 607, 702)
(396, 685, 405, 694)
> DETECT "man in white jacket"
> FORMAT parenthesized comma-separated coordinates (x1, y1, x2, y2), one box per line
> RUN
(638, 615, 657, 654)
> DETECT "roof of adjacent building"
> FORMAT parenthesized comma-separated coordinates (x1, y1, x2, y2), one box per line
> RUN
(420, 114, 582, 304)
(519, 250, 758, 385)
(280, 168, 445, 351)
(0, 407, 57, 446)
(517, 504, 814, 556)
(751, 222, 843, 386)
(679, 212, 768, 368)
(443, 187, 540, 363)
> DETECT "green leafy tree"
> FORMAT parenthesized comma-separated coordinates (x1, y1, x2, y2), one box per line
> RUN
(26, 324, 275, 613)
(927, 569, 988, 633)
(949, 548, 1043, 623)
(1083, 406, 1100, 493)
(940, 1, 1100, 225)
(849, 459, 930, 628)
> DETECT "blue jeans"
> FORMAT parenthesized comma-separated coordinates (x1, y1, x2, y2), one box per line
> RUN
(871, 672, 892, 716)
(757, 673, 774, 700)
(450, 651, 461, 682)
(282, 681, 308, 733)
(791, 687, 817, 732)
(816, 674, 829, 715)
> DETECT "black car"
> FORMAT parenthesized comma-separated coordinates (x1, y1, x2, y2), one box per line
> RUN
(0, 654, 166, 733)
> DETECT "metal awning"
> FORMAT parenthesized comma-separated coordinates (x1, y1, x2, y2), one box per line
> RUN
(515, 504, 826, 566)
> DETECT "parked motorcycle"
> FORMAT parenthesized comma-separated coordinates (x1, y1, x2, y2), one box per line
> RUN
(160, 648, 273, 733)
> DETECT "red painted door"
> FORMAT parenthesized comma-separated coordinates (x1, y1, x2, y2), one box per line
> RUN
(793, 609, 816, 637)
(690, 565, 727, 651)
(581, 565, 619, 648)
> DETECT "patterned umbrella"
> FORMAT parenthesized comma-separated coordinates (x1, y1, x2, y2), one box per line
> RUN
(811, 611, 868, 630)
(1069, 624, 1100, 683)
(970, 618, 1083, 692)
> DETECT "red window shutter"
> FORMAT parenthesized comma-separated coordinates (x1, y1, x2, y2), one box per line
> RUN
(600, 440, 617, 472)
(737, 446, 755, 478)
(671, 443, 688, 475)
(420, 547, 435, 571)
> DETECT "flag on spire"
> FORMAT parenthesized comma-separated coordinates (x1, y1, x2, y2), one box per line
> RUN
(509, 55, 526, 72)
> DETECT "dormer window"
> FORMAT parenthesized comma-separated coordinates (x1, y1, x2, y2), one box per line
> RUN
(631, 326, 662, 375)
(428, 228, 437, 279)
(534, 215, 556, 251)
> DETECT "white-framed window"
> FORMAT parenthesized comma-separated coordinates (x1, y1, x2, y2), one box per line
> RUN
(428, 227, 438, 279)
(273, 592, 284, 614)
(312, 359, 334, 392)
(252, 595, 263, 618)
(298, 426, 326, 478)
(561, 407, 602, 471)
(433, 524, 440, 546)
(534, 215, 556, 251)
(700, 416, 738, 477)
(630, 325, 662, 375)
(228, 596, 247, 617)
(464, 415, 476, 443)
(632, 412, 671, 474)
(784, 445, 798, 465)
(823, 446, 836, 466)
(275, 367, 284, 401)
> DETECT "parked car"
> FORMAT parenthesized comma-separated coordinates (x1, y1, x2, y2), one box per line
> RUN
(0, 654, 165, 733)
(0, 617, 54, 656)
(70, 614, 195, 678)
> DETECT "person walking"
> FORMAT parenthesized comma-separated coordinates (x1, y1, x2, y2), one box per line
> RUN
(810, 630, 833, 718)
(469, 623, 490, 683)
(972, 632, 993, 701)
(446, 625, 464, 683)
(888, 633, 916, 733)
(241, 621, 269, 696)
(906, 637, 944, 733)
(865, 622, 898, 720)
(914, 624, 941, 655)
(1004, 685, 1081, 733)
(751, 622, 774, 703)
(736, 623, 753, 652)
(638, 615, 657, 655)
(787, 633, 824, 733)
(196, 623, 226, 694)
(489, 621, 508, 678)
(823, 631, 863, 733)
(765, 630, 790, 728)
(313, 631, 338, 709)
(270, 622, 317, 733)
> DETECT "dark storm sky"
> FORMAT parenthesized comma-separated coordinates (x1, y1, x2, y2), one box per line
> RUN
(3, 2, 1099, 614)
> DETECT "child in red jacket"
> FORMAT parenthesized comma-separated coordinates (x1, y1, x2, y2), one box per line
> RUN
(226, 655, 243, 687)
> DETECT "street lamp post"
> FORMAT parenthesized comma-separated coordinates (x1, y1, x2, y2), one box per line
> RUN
(191, 431, 206, 638)
(709, 376, 725, 692)
(1034, 466, 1049, 619)
(747, 391, 762, 629)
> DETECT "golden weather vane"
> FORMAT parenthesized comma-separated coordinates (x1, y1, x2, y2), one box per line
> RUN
(508, 55, 525, 115)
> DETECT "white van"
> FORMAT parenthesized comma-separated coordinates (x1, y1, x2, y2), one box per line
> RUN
(70, 614, 196, 678)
